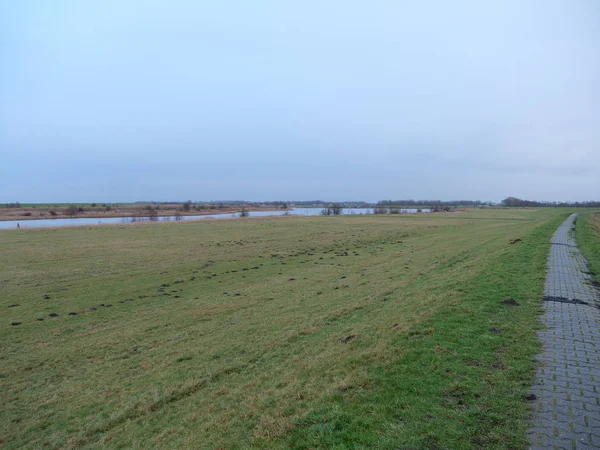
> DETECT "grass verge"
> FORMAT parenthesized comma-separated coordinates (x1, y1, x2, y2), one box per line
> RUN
(576, 212, 600, 283)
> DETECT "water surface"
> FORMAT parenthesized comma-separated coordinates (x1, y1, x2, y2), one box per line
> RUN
(0, 208, 428, 230)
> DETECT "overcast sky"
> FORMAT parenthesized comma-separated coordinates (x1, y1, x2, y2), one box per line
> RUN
(1, 1, 598, 203)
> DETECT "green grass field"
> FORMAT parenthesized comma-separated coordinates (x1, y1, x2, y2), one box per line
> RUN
(1, 209, 569, 448)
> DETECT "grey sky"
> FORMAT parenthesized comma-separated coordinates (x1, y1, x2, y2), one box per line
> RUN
(1, 0, 598, 202)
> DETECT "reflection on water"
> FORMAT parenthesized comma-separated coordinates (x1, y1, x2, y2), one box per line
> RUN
(0, 207, 430, 230)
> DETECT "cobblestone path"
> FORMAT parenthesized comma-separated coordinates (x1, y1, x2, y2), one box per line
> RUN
(527, 214, 600, 449)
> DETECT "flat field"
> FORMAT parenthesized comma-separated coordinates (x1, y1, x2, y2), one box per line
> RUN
(0, 209, 568, 448)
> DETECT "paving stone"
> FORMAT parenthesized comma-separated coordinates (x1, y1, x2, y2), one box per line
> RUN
(527, 214, 600, 449)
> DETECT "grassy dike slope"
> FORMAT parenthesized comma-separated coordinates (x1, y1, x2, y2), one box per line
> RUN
(576, 212, 600, 284)
(0, 209, 566, 448)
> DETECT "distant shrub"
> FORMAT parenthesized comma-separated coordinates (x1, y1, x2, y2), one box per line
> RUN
(239, 207, 250, 217)
(65, 205, 79, 216)
(145, 205, 158, 221)
(321, 204, 343, 215)
(91, 203, 97, 207)
(78, 207, 84, 213)
(21, 212, 32, 216)
(183, 202, 190, 212)
(389, 207, 400, 214)
(373, 207, 388, 215)
(105, 205, 112, 212)
(6, 202, 20, 208)
(49, 210, 57, 216)
(417, 208, 422, 213)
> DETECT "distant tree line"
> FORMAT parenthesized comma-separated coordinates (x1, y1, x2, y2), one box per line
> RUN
(377, 200, 492, 207)
(501, 197, 600, 208)
(285, 200, 367, 207)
